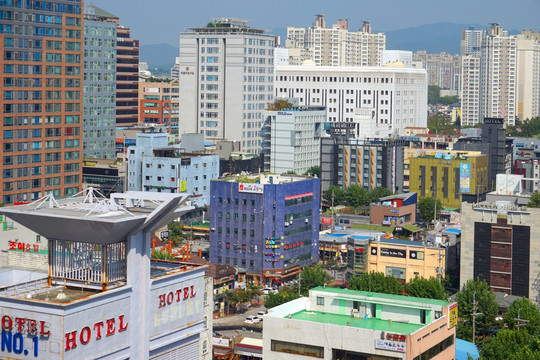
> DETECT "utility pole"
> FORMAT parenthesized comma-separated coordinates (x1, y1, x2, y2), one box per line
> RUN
(515, 308, 530, 330)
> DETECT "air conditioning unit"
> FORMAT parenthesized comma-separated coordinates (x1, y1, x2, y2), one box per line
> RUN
(305, 219, 309, 223)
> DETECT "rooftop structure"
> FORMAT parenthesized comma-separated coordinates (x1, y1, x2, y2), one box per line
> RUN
(263, 287, 456, 359)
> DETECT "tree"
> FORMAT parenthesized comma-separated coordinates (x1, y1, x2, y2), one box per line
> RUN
(324, 185, 346, 206)
(455, 279, 499, 342)
(504, 297, 540, 336)
(152, 249, 175, 261)
(304, 166, 320, 178)
(480, 329, 540, 360)
(348, 272, 402, 295)
(267, 99, 293, 110)
(299, 263, 332, 296)
(405, 276, 447, 300)
(346, 185, 369, 208)
(264, 287, 300, 309)
(528, 192, 540, 208)
(368, 187, 393, 203)
(167, 221, 184, 246)
(418, 197, 442, 225)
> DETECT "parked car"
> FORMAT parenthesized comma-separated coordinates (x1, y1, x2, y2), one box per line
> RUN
(244, 316, 260, 324)
(257, 311, 266, 321)
(263, 287, 275, 295)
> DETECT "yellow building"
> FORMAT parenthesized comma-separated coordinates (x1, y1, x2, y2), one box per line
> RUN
(409, 150, 489, 209)
(347, 237, 445, 283)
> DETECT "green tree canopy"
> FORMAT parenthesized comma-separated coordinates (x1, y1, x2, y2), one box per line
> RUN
(405, 276, 448, 300)
(503, 297, 540, 336)
(368, 187, 394, 203)
(324, 185, 346, 206)
(264, 287, 300, 309)
(480, 329, 540, 360)
(418, 197, 442, 224)
(304, 166, 320, 178)
(167, 221, 184, 246)
(300, 263, 332, 296)
(348, 271, 402, 295)
(527, 192, 540, 208)
(346, 184, 369, 208)
(267, 99, 293, 110)
(152, 249, 175, 261)
(455, 278, 499, 342)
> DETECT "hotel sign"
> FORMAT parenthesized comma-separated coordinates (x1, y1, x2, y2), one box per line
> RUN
(238, 183, 264, 194)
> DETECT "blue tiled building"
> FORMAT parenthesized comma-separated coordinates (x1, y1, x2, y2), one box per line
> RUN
(210, 174, 320, 284)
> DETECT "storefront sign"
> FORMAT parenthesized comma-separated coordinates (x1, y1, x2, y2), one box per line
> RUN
(213, 337, 230, 347)
(375, 339, 406, 352)
(380, 248, 406, 258)
(321, 218, 332, 224)
(460, 163, 471, 194)
(8, 241, 39, 253)
(65, 315, 128, 351)
(238, 183, 264, 194)
(448, 303, 458, 329)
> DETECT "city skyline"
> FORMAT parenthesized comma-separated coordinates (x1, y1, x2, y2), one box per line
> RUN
(88, 0, 540, 47)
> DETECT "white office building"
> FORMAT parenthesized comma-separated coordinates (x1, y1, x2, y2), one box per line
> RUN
(275, 63, 427, 138)
(286, 15, 385, 67)
(261, 105, 326, 174)
(461, 55, 481, 125)
(127, 130, 219, 207)
(178, 18, 275, 154)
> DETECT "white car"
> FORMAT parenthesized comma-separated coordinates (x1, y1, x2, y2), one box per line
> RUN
(244, 316, 261, 324)
(257, 311, 266, 321)
(263, 287, 277, 295)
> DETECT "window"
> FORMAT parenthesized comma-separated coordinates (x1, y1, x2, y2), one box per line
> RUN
(317, 296, 324, 305)
(271, 340, 323, 358)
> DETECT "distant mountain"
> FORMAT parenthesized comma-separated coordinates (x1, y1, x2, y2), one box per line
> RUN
(140, 43, 178, 71)
(384, 22, 520, 54)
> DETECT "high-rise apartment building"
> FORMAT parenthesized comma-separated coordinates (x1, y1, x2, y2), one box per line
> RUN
(286, 15, 385, 67)
(83, 4, 117, 159)
(96, 11, 139, 126)
(178, 18, 275, 154)
(460, 26, 484, 57)
(479, 24, 517, 126)
(413, 51, 461, 91)
(460, 24, 518, 126)
(516, 30, 540, 121)
(0, 0, 84, 205)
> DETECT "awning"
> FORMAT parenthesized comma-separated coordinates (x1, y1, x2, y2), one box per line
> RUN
(351, 224, 395, 232)
(403, 224, 423, 233)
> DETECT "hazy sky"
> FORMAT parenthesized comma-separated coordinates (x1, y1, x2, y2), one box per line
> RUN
(88, 0, 540, 47)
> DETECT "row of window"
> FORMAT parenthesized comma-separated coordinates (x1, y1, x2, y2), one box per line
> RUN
(216, 227, 255, 238)
(216, 256, 254, 268)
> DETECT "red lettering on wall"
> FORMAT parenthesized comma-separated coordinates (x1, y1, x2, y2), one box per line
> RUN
(167, 291, 174, 305)
(14, 318, 25, 332)
(190, 285, 196, 297)
(175, 289, 182, 302)
(94, 321, 104, 340)
(158, 294, 166, 308)
(40, 320, 50, 336)
(2, 315, 13, 331)
(65, 331, 77, 350)
(80, 327, 91, 345)
(118, 315, 128, 332)
(106, 318, 115, 336)
(28, 319, 37, 335)
(183, 287, 189, 300)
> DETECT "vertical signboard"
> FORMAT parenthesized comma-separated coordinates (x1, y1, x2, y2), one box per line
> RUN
(448, 303, 458, 328)
(460, 163, 471, 194)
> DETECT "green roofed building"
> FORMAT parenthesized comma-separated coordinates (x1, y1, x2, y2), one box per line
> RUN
(263, 287, 456, 360)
